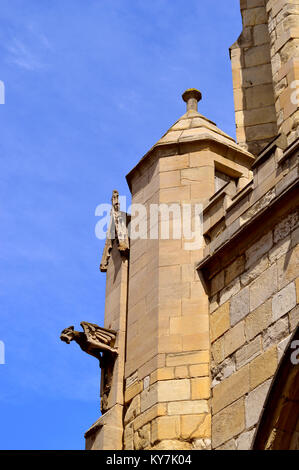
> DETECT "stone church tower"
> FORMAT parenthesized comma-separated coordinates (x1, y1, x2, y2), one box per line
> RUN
(62, 0, 299, 450)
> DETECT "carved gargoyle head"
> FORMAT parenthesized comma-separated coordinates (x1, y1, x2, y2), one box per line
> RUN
(60, 326, 75, 344)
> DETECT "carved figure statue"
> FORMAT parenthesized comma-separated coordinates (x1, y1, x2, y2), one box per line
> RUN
(60, 322, 118, 413)
(100, 189, 129, 272)
(60, 322, 118, 360)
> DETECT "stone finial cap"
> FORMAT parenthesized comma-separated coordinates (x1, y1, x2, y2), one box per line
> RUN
(182, 88, 202, 112)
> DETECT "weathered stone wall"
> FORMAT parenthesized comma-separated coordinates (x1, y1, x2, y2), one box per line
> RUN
(266, 0, 299, 145)
(198, 134, 299, 450)
(231, 0, 299, 155)
(231, 0, 277, 155)
(210, 210, 298, 449)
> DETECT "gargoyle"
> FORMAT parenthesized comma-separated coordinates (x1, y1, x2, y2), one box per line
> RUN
(60, 322, 118, 361)
(61, 322, 118, 414)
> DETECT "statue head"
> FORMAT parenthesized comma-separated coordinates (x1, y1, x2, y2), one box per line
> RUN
(60, 326, 75, 344)
(112, 190, 120, 212)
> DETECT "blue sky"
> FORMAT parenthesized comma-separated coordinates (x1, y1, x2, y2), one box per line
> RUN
(0, 0, 242, 450)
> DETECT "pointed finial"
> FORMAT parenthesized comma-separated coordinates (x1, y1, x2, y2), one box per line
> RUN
(182, 88, 202, 112)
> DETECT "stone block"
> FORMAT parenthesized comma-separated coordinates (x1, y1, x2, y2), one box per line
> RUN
(289, 305, 299, 331)
(225, 256, 245, 285)
(181, 414, 211, 440)
(159, 265, 181, 286)
(210, 295, 219, 314)
(241, 254, 269, 287)
(170, 314, 208, 336)
(245, 84, 276, 109)
(243, 7, 267, 26)
(124, 395, 140, 425)
(166, 351, 209, 367)
(126, 371, 138, 389)
(245, 379, 272, 428)
(242, 105, 276, 126)
(210, 302, 230, 342)
(211, 270, 225, 295)
(211, 336, 225, 364)
(249, 264, 278, 312)
(277, 245, 299, 289)
(133, 403, 167, 431)
(274, 212, 298, 243)
(216, 439, 236, 450)
(233, 88, 245, 112)
(159, 186, 190, 204)
(236, 429, 255, 450)
(292, 227, 299, 248)
(182, 297, 209, 316)
(150, 367, 174, 385)
(269, 237, 292, 263)
(160, 170, 181, 189)
(125, 381, 143, 403)
(189, 363, 209, 377)
(212, 399, 245, 448)
(245, 232, 273, 269)
(159, 154, 189, 172)
(168, 400, 209, 415)
(212, 365, 250, 414)
(85, 405, 123, 450)
(253, 23, 269, 46)
(124, 425, 134, 450)
(272, 282, 296, 321)
(157, 379, 190, 402)
(174, 366, 189, 379)
(181, 166, 213, 186)
(137, 354, 166, 381)
(140, 383, 158, 412)
(158, 334, 183, 354)
(151, 416, 180, 443)
(243, 63, 273, 87)
(134, 424, 151, 450)
(245, 299, 272, 341)
(224, 321, 246, 358)
(159, 240, 190, 266)
(192, 438, 211, 450)
(278, 334, 292, 361)
(219, 278, 241, 305)
(230, 287, 250, 326)
(263, 317, 290, 350)
(249, 346, 278, 390)
(247, 0, 266, 8)
(235, 336, 262, 369)
(182, 332, 209, 351)
(191, 377, 210, 400)
(244, 45, 271, 68)
(151, 439, 192, 450)
(246, 123, 277, 142)
(212, 357, 235, 388)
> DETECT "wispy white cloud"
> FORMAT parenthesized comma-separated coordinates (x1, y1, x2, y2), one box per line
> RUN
(7, 38, 43, 70)
(6, 27, 51, 71)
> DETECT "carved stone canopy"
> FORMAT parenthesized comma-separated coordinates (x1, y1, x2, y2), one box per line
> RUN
(100, 190, 130, 272)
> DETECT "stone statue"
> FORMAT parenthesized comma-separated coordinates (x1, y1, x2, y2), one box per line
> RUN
(60, 322, 118, 413)
(60, 322, 118, 361)
(100, 189, 129, 272)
